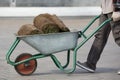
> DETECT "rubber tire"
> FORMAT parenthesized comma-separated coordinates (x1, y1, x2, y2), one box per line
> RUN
(14, 53, 37, 76)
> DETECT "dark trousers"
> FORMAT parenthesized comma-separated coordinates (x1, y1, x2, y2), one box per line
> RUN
(86, 13, 120, 70)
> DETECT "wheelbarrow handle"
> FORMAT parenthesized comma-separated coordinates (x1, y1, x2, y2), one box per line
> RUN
(75, 16, 112, 53)
(81, 15, 112, 34)
(81, 15, 101, 33)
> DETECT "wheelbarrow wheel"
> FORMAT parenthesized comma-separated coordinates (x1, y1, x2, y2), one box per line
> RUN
(14, 53, 37, 76)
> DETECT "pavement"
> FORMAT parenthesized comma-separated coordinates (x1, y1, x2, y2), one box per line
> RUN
(0, 16, 120, 80)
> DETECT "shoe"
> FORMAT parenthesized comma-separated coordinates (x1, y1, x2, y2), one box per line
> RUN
(118, 70, 120, 75)
(76, 61, 95, 73)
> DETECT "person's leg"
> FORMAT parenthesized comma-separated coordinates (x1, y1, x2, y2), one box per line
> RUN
(110, 14, 120, 75)
(86, 13, 112, 70)
(77, 14, 111, 72)
(86, 14, 111, 70)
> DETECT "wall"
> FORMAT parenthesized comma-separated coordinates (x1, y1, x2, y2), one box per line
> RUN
(0, 0, 100, 7)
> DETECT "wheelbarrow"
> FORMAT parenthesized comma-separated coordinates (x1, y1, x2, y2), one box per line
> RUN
(6, 15, 112, 76)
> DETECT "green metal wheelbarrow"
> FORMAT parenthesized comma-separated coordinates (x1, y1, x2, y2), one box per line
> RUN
(6, 15, 112, 76)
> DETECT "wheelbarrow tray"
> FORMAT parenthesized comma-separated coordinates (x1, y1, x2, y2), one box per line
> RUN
(17, 32, 79, 54)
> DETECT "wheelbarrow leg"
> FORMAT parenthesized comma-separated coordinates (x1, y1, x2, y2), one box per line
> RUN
(63, 50, 70, 69)
(50, 50, 77, 73)
(50, 50, 70, 69)
(65, 49, 77, 73)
